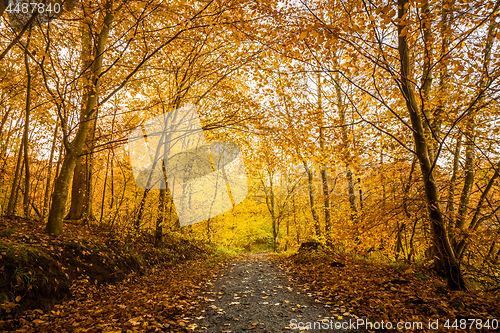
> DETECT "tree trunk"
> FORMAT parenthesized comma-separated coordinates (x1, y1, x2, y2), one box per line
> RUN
(446, 134, 462, 223)
(99, 149, 110, 225)
(420, 0, 435, 161)
(259, 167, 278, 252)
(65, 131, 97, 223)
(134, 188, 150, 230)
(334, 71, 357, 215)
(47, 0, 114, 236)
(43, 125, 58, 216)
(430, 0, 453, 153)
(64, 5, 102, 224)
(268, 169, 278, 252)
(397, 0, 466, 290)
(155, 188, 166, 247)
(301, 158, 320, 237)
(6, 140, 24, 216)
(22, 31, 31, 218)
(455, 117, 475, 234)
(317, 73, 331, 234)
(0, 0, 8, 17)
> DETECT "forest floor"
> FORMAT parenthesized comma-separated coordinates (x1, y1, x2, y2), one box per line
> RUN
(2, 248, 360, 333)
(0, 216, 230, 332)
(281, 248, 500, 332)
(1, 217, 500, 332)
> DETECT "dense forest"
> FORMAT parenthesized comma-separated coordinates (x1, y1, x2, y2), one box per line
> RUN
(1, 0, 500, 329)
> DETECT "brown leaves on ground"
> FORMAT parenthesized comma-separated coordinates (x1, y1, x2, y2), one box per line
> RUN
(278, 249, 500, 328)
(1, 258, 227, 332)
(0, 216, 230, 332)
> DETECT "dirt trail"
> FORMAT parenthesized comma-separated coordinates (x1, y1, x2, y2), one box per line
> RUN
(190, 252, 360, 332)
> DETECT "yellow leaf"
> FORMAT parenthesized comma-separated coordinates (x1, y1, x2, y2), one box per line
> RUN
(299, 31, 308, 39)
(15, 296, 21, 302)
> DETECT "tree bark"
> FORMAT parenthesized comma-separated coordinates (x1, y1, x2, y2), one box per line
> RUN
(43, 125, 59, 216)
(420, 0, 435, 161)
(397, 0, 466, 290)
(22, 31, 31, 218)
(317, 73, 331, 234)
(446, 133, 461, 223)
(134, 188, 150, 230)
(334, 71, 357, 215)
(64, 5, 101, 224)
(64, 128, 97, 223)
(431, 0, 453, 153)
(6, 140, 24, 216)
(301, 157, 320, 237)
(47, 0, 114, 236)
(155, 188, 166, 247)
(259, 167, 278, 252)
(0, 0, 8, 17)
(455, 117, 475, 233)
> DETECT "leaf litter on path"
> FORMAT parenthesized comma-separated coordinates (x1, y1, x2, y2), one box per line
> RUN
(2, 252, 363, 332)
(190, 252, 362, 332)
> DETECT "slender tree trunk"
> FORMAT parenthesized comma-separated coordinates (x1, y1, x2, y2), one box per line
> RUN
(205, 217, 211, 243)
(0, 0, 8, 18)
(260, 167, 278, 252)
(99, 149, 110, 225)
(47, 0, 114, 235)
(334, 71, 357, 215)
(134, 188, 150, 230)
(431, 0, 452, 153)
(395, 221, 405, 260)
(267, 169, 278, 252)
(6, 140, 24, 216)
(99, 104, 118, 224)
(380, 145, 386, 206)
(155, 188, 166, 247)
(408, 217, 419, 262)
(301, 158, 320, 237)
(292, 193, 300, 244)
(397, 0, 466, 290)
(317, 73, 331, 234)
(421, 0, 435, 161)
(43, 125, 58, 216)
(285, 210, 289, 251)
(446, 133, 462, 223)
(22, 31, 32, 218)
(455, 117, 475, 232)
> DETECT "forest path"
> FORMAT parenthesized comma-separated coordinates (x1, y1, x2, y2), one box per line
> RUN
(1, 252, 362, 332)
(190, 252, 358, 332)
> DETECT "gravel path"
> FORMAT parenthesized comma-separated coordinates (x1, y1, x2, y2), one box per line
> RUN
(190, 252, 362, 332)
